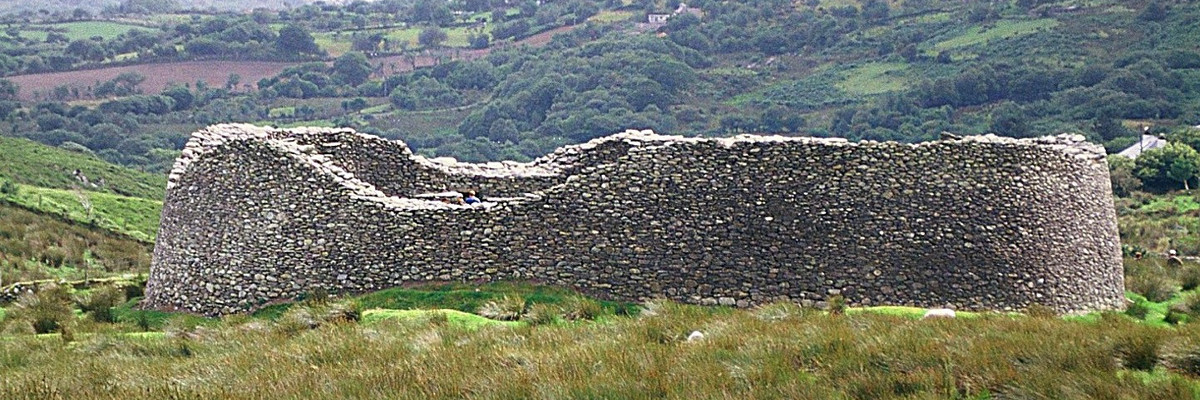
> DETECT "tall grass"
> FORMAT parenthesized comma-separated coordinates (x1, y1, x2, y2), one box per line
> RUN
(3, 301, 1200, 398)
(0, 203, 151, 285)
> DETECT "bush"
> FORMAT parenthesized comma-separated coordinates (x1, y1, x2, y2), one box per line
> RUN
(521, 303, 560, 326)
(76, 285, 126, 323)
(827, 295, 847, 315)
(322, 300, 362, 323)
(8, 284, 75, 334)
(0, 178, 17, 195)
(1127, 273, 1179, 303)
(1126, 302, 1151, 320)
(1175, 294, 1200, 318)
(1165, 344, 1200, 377)
(273, 306, 319, 335)
(1165, 311, 1189, 325)
(1114, 332, 1165, 371)
(561, 297, 603, 321)
(1180, 266, 1200, 291)
(477, 295, 525, 321)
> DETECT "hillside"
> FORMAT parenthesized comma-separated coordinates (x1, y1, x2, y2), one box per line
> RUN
(0, 202, 151, 286)
(0, 0, 1194, 174)
(0, 136, 164, 199)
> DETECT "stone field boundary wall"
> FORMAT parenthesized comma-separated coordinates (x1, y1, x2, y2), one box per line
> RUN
(144, 124, 1124, 316)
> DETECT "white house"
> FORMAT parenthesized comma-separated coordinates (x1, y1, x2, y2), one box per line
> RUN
(1117, 134, 1169, 159)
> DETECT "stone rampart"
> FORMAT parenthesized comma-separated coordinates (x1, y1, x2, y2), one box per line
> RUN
(144, 124, 1124, 315)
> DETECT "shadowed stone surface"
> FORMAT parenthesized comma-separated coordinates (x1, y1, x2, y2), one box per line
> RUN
(144, 124, 1123, 316)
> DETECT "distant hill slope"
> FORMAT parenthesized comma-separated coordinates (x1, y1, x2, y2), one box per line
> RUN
(0, 136, 165, 200)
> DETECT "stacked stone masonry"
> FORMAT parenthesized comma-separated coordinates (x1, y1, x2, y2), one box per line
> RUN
(145, 124, 1124, 316)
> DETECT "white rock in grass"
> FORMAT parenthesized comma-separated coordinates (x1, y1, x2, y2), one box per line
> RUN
(686, 331, 704, 342)
(921, 308, 956, 319)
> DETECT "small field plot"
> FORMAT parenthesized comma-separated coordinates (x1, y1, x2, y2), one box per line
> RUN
(927, 18, 1060, 55)
(836, 62, 911, 96)
(42, 21, 154, 41)
(314, 32, 354, 56)
(590, 10, 634, 23)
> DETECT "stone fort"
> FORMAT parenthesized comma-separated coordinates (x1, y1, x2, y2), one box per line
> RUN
(144, 124, 1124, 316)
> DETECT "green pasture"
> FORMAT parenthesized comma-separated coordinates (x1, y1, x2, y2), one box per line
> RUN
(836, 62, 911, 96)
(0, 184, 162, 241)
(927, 18, 1060, 55)
(40, 21, 153, 41)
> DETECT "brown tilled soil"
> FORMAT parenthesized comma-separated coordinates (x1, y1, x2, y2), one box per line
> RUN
(6, 25, 581, 102)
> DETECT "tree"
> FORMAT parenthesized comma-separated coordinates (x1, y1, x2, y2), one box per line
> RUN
(0, 79, 18, 100)
(1136, 142, 1200, 190)
(65, 39, 106, 61)
(352, 33, 385, 52)
(447, 60, 496, 90)
(761, 105, 805, 133)
(160, 85, 194, 111)
(419, 27, 449, 48)
(412, 0, 454, 25)
(1108, 155, 1142, 197)
(468, 33, 490, 50)
(276, 25, 322, 56)
(1140, 1, 1168, 22)
(1169, 156, 1200, 191)
(488, 119, 520, 143)
(332, 52, 373, 86)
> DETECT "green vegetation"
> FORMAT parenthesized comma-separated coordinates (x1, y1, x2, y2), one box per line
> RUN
(361, 309, 523, 329)
(0, 136, 165, 199)
(7, 293, 1200, 397)
(927, 18, 1060, 55)
(41, 21, 153, 41)
(0, 203, 150, 285)
(1, 183, 161, 241)
(836, 62, 911, 96)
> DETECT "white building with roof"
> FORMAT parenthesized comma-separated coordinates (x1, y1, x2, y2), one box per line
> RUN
(1116, 134, 1168, 159)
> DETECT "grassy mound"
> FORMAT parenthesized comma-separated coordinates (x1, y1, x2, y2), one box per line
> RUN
(361, 309, 523, 329)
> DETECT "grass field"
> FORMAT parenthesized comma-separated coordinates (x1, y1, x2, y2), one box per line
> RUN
(5, 292, 1200, 397)
(7, 60, 296, 102)
(313, 32, 354, 57)
(927, 18, 1061, 55)
(836, 62, 911, 96)
(590, 10, 634, 23)
(41, 21, 153, 41)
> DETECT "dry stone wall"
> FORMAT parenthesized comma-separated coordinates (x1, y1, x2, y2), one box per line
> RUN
(145, 124, 1124, 316)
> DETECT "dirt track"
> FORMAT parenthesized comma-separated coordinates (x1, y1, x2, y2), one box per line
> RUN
(6, 25, 580, 101)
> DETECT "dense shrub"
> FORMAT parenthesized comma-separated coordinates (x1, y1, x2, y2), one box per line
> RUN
(1126, 302, 1151, 320)
(1114, 331, 1165, 371)
(827, 295, 847, 315)
(476, 295, 525, 321)
(561, 297, 603, 321)
(76, 285, 127, 323)
(7, 284, 75, 334)
(1180, 266, 1200, 291)
(521, 303, 560, 326)
(1127, 273, 1179, 303)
